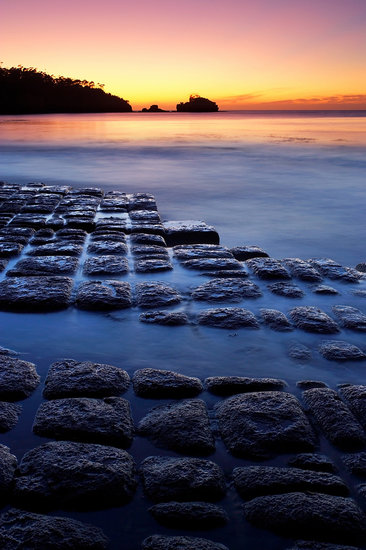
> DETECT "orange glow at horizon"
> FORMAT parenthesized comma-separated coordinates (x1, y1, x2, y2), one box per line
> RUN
(1, 0, 365, 111)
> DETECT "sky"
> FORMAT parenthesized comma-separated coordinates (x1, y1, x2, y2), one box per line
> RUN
(1, 0, 366, 110)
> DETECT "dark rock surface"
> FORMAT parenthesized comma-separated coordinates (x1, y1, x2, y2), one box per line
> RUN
(192, 278, 261, 301)
(27, 242, 83, 256)
(332, 305, 366, 331)
(310, 258, 362, 283)
(6, 256, 79, 276)
(198, 307, 259, 329)
(0, 276, 73, 311)
(313, 285, 339, 295)
(0, 444, 17, 495)
(43, 359, 130, 399)
(233, 465, 348, 499)
(205, 376, 286, 395)
(136, 282, 181, 308)
(282, 258, 323, 282)
(289, 306, 339, 333)
(134, 258, 173, 273)
(288, 453, 336, 473)
(230, 245, 268, 261)
(297, 380, 328, 389)
(268, 282, 304, 298)
(302, 388, 365, 449)
(319, 340, 366, 361)
(130, 233, 166, 246)
(87, 240, 128, 255)
(173, 244, 232, 260)
(0, 508, 109, 549)
(131, 244, 168, 258)
(342, 452, 366, 475)
(243, 492, 366, 543)
(163, 221, 220, 246)
(216, 391, 315, 458)
(139, 311, 189, 325)
(0, 242, 24, 257)
(286, 542, 361, 550)
(14, 441, 137, 509)
(246, 257, 291, 279)
(140, 456, 226, 502)
(138, 399, 215, 454)
(260, 308, 293, 331)
(75, 280, 132, 310)
(83, 256, 129, 276)
(200, 269, 249, 278)
(181, 257, 241, 271)
(0, 259, 8, 271)
(148, 501, 228, 528)
(142, 535, 228, 550)
(33, 396, 134, 447)
(0, 401, 22, 432)
(0, 356, 40, 400)
(133, 368, 203, 398)
(339, 385, 366, 429)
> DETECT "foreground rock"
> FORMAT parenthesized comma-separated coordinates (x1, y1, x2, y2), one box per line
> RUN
(233, 466, 348, 499)
(0, 356, 40, 400)
(136, 282, 181, 308)
(302, 388, 365, 450)
(43, 359, 130, 399)
(319, 340, 366, 361)
(140, 456, 226, 502)
(138, 399, 214, 454)
(216, 391, 315, 458)
(309, 258, 362, 283)
(75, 280, 132, 310)
(246, 257, 291, 279)
(139, 311, 189, 325)
(286, 542, 361, 550)
(268, 282, 304, 298)
(83, 256, 129, 276)
(339, 385, 366, 430)
(148, 501, 228, 528)
(163, 221, 219, 246)
(230, 245, 268, 261)
(288, 453, 336, 473)
(142, 535, 228, 550)
(0, 508, 109, 549)
(33, 397, 134, 447)
(173, 244, 232, 260)
(14, 441, 137, 510)
(133, 368, 203, 398)
(289, 306, 339, 333)
(332, 305, 366, 331)
(205, 376, 286, 396)
(243, 492, 366, 544)
(282, 258, 323, 282)
(192, 278, 261, 302)
(198, 307, 259, 329)
(0, 276, 73, 311)
(6, 255, 79, 276)
(0, 402, 22, 432)
(260, 308, 293, 331)
(0, 445, 17, 498)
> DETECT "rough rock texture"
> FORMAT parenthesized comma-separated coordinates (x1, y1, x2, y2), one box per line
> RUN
(286, 542, 361, 550)
(43, 359, 130, 399)
(302, 388, 365, 450)
(243, 492, 366, 544)
(142, 535, 229, 550)
(332, 305, 366, 331)
(339, 385, 366, 429)
(6, 256, 79, 276)
(282, 258, 323, 282)
(75, 280, 132, 310)
(0, 444, 18, 496)
(192, 278, 261, 302)
(33, 397, 134, 447)
(216, 391, 315, 458)
(233, 466, 348, 499)
(288, 453, 336, 473)
(148, 501, 228, 528)
(133, 368, 203, 398)
(134, 258, 173, 273)
(139, 311, 189, 325)
(268, 282, 304, 298)
(135, 282, 181, 308)
(0, 402, 22, 432)
(341, 452, 366, 475)
(28, 242, 83, 256)
(0, 242, 24, 257)
(246, 257, 291, 279)
(0, 508, 109, 549)
(140, 456, 226, 502)
(319, 341, 366, 361)
(0, 276, 73, 311)
(205, 376, 286, 396)
(138, 399, 215, 454)
(260, 308, 293, 331)
(313, 285, 339, 295)
(14, 441, 137, 509)
(0, 356, 40, 400)
(87, 240, 128, 255)
(310, 258, 362, 283)
(230, 245, 268, 261)
(288, 344, 312, 361)
(198, 307, 259, 329)
(131, 244, 168, 258)
(181, 257, 241, 271)
(83, 256, 129, 276)
(163, 221, 220, 246)
(289, 306, 339, 333)
(130, 233, 166, 246)
(173, 244, 232, 260)
(297, 380, 328, 390)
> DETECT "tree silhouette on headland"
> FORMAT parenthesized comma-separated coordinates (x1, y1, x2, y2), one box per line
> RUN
(0, 66, 132, 114)
(176, 94, 219, 112)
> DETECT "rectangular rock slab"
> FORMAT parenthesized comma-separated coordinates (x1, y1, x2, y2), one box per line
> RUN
(0, 276, 73, 311)
(163, 221, 219, 247)
(6, 256, 79, 276)
(75, 280, 132, 310)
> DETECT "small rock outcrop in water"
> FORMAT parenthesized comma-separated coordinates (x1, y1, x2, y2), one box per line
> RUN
(132, 368, 203, 398)
(176, 95, 219, 112)
(142, 535, 228, 550)
(148, 501, 228, 528)
(142, 105, 167, 112)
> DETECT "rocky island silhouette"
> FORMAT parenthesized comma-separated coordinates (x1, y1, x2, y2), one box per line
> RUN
(177, 94, 219, 112)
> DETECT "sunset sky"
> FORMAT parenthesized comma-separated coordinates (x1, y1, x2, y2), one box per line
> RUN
(1, 0, 365, 110)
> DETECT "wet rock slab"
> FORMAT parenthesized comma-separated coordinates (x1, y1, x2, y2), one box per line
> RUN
(130, 233, 166, 246)
(268, 282, 304, 298)
(198, 307, 259, 329)
(87, 241, 128, 255)
(138, 399, 214, 454)
(0, 508, 109, 549)
(0, 402, 22, 432)
(205, 376, 286, 396)
(246, 257, 291, 279)
(6, 256, 79, 276)
(302, 388, 365, 450)
(288, 453, 336, 473)
(192, 278, 261, 302)
(0, 356, 40, 400)
(14, 441, 137, 509)
(332, 305, 366, 331)
(243, 492, 366, 544)
(27, 242, 83, 256)
(313, 285, 339, 295)
(0, 444, 18, 495)
(287, 542, 361, 550)
(309, 258, 362, 283)
(83, 256, 129, 276)
(76, 280, 132, 310)
(133, 368, 203, 398)
(131, 244, 168, 258)
(148, 501, 228, 528)
(33, 397, 134, 447)
(136, 282, 181, 308)
(140, 456, 226, 502)
(319, 340, 366, 361)
(134, 258, 173, 273)
(233, 465, 348, 499)
(230, 245, 268, 261)
(216, 391, 315, 458)
(282, 258, 323, 282)
(289, 306, 339, 333)
(0, 276, 73, 311)
(260, 308, 293, 331)
(142, 535, 228, 550)
(139, 311, 189, 325)
(0, 242, 24, 257)
(181, 257, 241, 271)
(339, 385, 366, 429)
(43, 359, 130, 399)
(173, 244, 232, 260)
(342, 452, 366, 475)
(163, 221, 220, 246)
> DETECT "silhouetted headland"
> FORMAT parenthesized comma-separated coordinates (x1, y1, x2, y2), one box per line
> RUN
(0, 66, 132, 114)
(141, 105, 167, 112)
(177, 94, 219, 112)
